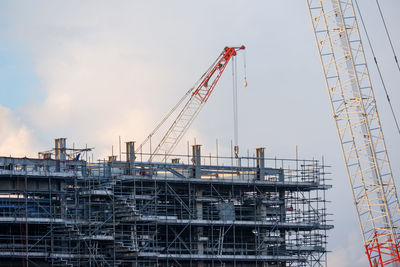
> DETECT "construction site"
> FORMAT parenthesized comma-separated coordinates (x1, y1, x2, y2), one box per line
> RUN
(2, 0, 400, 266)
(0, 138, 331, 266)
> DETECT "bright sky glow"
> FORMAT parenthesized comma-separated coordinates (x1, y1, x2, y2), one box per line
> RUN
(0, 1, 399, 266)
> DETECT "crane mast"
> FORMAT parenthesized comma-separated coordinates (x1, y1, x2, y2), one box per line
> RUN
(306, 0, 400, 266)
(138, 46, 245, 162)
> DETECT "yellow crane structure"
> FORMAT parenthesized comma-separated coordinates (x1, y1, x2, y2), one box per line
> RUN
(306, 0, 400, 266)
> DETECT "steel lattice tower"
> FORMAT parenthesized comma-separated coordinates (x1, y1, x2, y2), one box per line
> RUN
(306, 0, 400, 265)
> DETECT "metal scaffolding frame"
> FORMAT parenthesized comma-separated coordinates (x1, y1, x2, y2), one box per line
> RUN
(0, 140, 332, 266)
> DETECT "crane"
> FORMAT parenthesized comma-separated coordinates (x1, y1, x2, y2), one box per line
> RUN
(306, 0, 400, 266)
(136, 46, 245, 162)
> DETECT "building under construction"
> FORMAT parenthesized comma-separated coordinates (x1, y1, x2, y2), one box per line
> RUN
(0, 138, 332, 266)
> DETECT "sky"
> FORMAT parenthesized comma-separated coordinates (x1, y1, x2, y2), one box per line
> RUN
(0, 1, 400, 266)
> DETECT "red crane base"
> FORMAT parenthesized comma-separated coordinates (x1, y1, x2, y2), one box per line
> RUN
(365, 233, 400, 267)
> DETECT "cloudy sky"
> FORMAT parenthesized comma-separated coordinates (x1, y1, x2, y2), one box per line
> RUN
(1, 1, 400, 266)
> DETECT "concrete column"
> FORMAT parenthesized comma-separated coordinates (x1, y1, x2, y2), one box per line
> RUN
(55, 138, 66, 172)
(192, 145, 201, 179)
(257, 202, 267, 221)
(196, 190, 203, 220)
(126, 141, 135, 175)
(197, 226, 204, 254)
(55, 138, 67, 161)
(278, 169, 286, 222)
(197, 225, 205, 267)
(278, 168, 286, 258)
(256, 147, 265, 180)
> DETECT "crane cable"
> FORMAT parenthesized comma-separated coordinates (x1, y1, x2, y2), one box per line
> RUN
(232, 56, 239, 157)
(354, 0, 400, 135)
(243, 50, 248, 88)
(376, 0, 400, 73)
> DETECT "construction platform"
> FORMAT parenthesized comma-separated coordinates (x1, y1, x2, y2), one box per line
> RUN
(0, 139, 332, 266)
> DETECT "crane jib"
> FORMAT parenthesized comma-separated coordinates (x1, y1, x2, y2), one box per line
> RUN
(193, 46, 245, 104)
(143, 45, 245, 162)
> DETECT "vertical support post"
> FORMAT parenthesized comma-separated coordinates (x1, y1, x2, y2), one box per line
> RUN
(278, 168, 286, 258)
(278, 169, 286, 222)
(24, 174, 28, 267)
(257, 196, 267, 223)
(196, 190, 203, 220)
(107, 156, 116, 177)
(192, 145, 201, 179)
(196, 190, 204, 260)
(256, 148, 265, 180)
(126, 141, 135, 175)
(55, 138, 67, 161)
(55, 138, 66, 172)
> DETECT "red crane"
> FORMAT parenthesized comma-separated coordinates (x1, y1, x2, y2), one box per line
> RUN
(136, 46, 245, 162)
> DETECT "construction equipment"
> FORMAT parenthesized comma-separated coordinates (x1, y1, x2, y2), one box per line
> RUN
(136, 46, 245, 162)
(306, 0, 400, 266)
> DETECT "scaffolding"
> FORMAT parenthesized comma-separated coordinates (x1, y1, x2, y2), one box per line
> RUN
(0, 139, 332, 266)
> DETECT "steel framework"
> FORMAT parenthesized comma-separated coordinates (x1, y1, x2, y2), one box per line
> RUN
(306, 0, 400, 265)
(0, 139, 332, 266)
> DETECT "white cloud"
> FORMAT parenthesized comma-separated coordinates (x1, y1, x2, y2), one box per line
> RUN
(1, 2, 400, 265)
(11, 8, 180, 158)
(329, 231, 368, 267)
(3, 1, 310, 158)
(0, 105, 38, 157)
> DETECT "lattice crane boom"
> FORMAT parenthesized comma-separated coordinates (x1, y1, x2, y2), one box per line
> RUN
(306, 0, 400, 266)
(138, 46, 245, 162)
